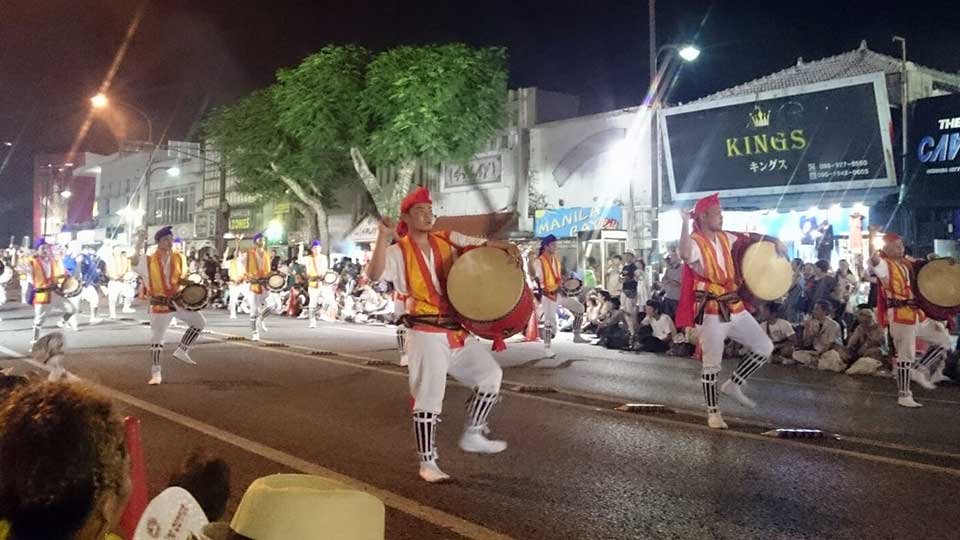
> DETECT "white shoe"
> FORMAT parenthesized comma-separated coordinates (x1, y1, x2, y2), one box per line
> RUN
(910, 369, 936, 391)
(229, 313, 237, 319)
(572, 335, 590, 344)
(148, 367, 162, 385)
(71, 319, 79, 331)
(418, 461, 451, 483)
(897, 395, 923, 408)
(90, 317, 103, 325)
(707, 412, 728, 429)
(308, 320, 317, 329)
(544, 347, 556, 358)
(56, 320, 66, 329)
(930, 368, 950, 385)
(399, 354, 409, 367)
(251, 332, 260, 342)
(721, 379, 757, 409)
(173, 348, 197, 365)
(459, 427, 507, 454)
(122, 307, 136, 314)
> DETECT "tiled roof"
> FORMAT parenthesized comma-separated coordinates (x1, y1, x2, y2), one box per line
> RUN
(697, 40, 960, 102)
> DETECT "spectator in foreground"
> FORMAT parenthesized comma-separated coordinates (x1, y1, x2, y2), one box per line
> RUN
(635, 300, 675, 353)
(759, 302, 796, 364)
(0, 382, 131, 540)
(31, 331, 67, 382)
(168, 449, 232, 522)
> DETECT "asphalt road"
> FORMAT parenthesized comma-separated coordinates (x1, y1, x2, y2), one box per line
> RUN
(1, 298, 959, 540)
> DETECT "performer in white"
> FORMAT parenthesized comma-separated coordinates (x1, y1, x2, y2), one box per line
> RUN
(366, 187, 516, 483)
(131, 226, 205, 385)
(237, 232, 278, 341)
(677, 193, 776, 429)
(17, 239, 77, 349)
(105, 245, 137, 319)
(221, 238, 250, 319)
(298, 240, 335, 329)
(63, 243, 103, 326)
(532, 234, 588, 358)
(866, 231, 955, 407)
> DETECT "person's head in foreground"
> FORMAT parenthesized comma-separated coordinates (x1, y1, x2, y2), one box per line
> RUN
(0, 382, 131, 540)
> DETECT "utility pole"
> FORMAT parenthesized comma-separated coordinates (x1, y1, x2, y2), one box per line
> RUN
(215, 162, 228, 254)
(893, 35, 910, 241)
(648, 0, 659, 260)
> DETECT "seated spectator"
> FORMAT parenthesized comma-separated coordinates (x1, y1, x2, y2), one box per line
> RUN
(759, 302, 796, 364)
(168, 449, 231, 522)
(594, 298, 630, 350)
(807, 260, 838, 316)
(0, 382, 132, 540)
(635, 300, 675, 353)
(583, 292, 603, 334)
(794, 300, 845, 369)
(31, 331, 68, 381)
(843, 308, 886, 367)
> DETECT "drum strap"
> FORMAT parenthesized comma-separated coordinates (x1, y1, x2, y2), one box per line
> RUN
(398, 314, 463, 331)
(150, 296, 176, 310)
(694, 291, 741, 324)
(887, 299, 919, 309)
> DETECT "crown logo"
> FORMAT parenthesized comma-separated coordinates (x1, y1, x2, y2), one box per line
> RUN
(749, 105, 771, 128)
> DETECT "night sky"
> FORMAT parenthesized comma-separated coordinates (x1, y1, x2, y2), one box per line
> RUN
(1, 0, 958, 238)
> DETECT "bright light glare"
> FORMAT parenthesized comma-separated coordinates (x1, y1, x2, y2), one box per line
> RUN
(91, 93, 109, 109)
(60, 190, 72, 199)
(166, 166, 181, 177)
(266, 219, 284, 241)
(678, 45, 701, 62)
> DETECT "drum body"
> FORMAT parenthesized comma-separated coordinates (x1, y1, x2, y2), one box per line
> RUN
(266, 272, 287, 293)
(914, 257, 960, 320)
(446, 246, 534, 350)
(561, 277, 583, 297)
(733, 240, 792, 307)
(176, 283, 209, 311)
(322, 271, 339, 285)
(57, 276, 83, 298)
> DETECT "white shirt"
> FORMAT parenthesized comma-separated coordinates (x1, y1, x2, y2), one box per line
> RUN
(686, 231, 739, 278)
(237, 250, 271, 277)
(298, 253, 329, 275)
(379, 231, 487, 300)
(641, 313, 676, 340)
(761, 319, 795, 343)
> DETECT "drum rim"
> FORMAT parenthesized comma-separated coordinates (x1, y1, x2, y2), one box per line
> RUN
(177, 283, 209, 310)
(447, 246, 525, 322)
(917, 258, 960, 308)
(740, 241, 792, 301)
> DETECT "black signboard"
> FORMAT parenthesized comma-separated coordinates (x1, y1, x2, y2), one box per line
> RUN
(909, 93, 960, 203)
(661, 73, 896, 201)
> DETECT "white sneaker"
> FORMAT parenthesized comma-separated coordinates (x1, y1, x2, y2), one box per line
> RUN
(251, 332, 260, 342)
(721, 379, 757, 409)
(910, 369, 936, 390)
(122, 307, 136, 314)
(707, 412, 729, 429)
(173, 348, 197, 365)
(308, 320, 317, 329)
(229, 313, 237, 319)
(418, 461, 451, 483)
(897, 395, 923, 408)
(930, 368, 950, 385)
(399, 354, 409, 367)
(459, 427, 507, 454)
(544, 347, 556, 359)
(148, 367, 162, 385)
(90, 317, 103, 325)
(56, 320, 66, 329)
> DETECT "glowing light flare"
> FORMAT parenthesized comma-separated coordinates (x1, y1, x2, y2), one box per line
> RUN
(265, 219, 284, 242)
(678, 45, 701, 62)
(90, 93, 109, 109)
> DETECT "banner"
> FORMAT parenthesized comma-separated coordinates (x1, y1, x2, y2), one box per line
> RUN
(661, 73, 896, 200)
(909, 93, 960, 204)
(534, 206, 623, 238)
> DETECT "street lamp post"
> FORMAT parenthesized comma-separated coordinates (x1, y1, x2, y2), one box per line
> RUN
(90, 93, 154, 144)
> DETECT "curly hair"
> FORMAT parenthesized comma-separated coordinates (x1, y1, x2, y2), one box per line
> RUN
(0, 382, 128, 540)
(168, 449, 231, 521)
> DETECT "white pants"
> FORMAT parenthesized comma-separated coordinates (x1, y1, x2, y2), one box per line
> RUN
(20, 280, 29, 304)
(621, 293, 639, 336)
(107, 280, 135, 316)
(33, 300, 76, 327)
(307, 286, 335, 313)
(150, 310, 206, 344)
(699, 311, 775, 374)
(407, 330, 503, 414)
(540, 295, 585, 336)
(0, 287, 5, 305)
(889, 316, 953, 368)
(228, 282, 250, 316)
(67, 285, 101, 313)
(249, 291, 281, 326)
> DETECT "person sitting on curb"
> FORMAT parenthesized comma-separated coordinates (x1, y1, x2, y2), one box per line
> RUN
(843, 308, 887, 368)
(794, 300, 845, 369)
(759, 302, 796, 365)
(635, 300, 675, 353)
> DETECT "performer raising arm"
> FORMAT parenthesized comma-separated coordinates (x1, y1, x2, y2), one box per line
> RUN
(366, 187, 519, 483)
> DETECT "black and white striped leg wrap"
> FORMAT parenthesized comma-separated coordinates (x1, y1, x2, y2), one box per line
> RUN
(731, 351, 768, 386)
(396, 326, 406, 353)
(32, 326, 40, 342)
(701, 372, 719, 414)
(259, 305, 271, 319)
(465, 390, 500, 429)
(249, 314, 258, 331)
(897, 361, 913, 397)
(413, 411, 439, 463)
(180, 327, 201, 349)
(308, 307, 316, 321)
(151, 343, 162, 367)
(917, 346, 946, 372)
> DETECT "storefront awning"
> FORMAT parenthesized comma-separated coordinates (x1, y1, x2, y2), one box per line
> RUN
(433, 212, 517, 239)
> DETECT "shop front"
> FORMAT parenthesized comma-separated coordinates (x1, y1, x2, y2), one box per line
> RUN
(534, 205, 625, 289)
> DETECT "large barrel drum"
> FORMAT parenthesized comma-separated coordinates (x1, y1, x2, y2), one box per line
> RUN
(914, 257, 960, 321)
(732, 239, 793, 309)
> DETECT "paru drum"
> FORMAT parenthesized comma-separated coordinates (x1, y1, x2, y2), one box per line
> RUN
(914, 257, 960, 321)
(266, 272, 287, 293)
(446, 246, 534, 351)
(733, 239, 792, 308)
(56, 276, 83, 298)
(322, 271, 339, 285)
(175, 283, 209, 311)
(561, 277, 583, 297)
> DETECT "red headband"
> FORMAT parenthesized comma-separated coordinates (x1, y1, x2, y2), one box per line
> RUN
(693, 193, 721, 216)
(400, 186, 432, 215)
(883, 232, 902, 243)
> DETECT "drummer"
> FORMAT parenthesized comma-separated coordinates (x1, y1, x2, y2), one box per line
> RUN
(366, 186, 518, 483)
(106, 244, 137, 319)
(866, 232, 954, 407)
(298, 239, 336, 329)
(17, 239, 77, 350)
(533, 234, 588, 357)
(237, 232, 278, 342)
(131, 226, 205, 385)
(222, 239, 250, 319)
(677, 193, 775, 429)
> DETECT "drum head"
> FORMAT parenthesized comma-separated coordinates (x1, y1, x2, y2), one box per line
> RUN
(447, 247, 524, 322)
(740, 242, 792, 301)
(60, 276, 82, 297)
(323, 271, 339, 285)
(918, 258, 960, 308)
(267, 273, 286, 290)
(178, 284, 208, 310)
(562, 278, 582, 289)
(186, 273, 205, 284)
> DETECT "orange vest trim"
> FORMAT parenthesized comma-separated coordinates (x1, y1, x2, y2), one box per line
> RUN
(539, 253, 561, 301)
(228, 258, 246, 282)
(397, 233, 456, 317)
(884, 256, 925, 325)
(30, 258, 63, 305)
(246, 249, 271, 294)
(305, 254, 328, 288)
(690, 231, 744, 316)
(147, 251, 184, 314)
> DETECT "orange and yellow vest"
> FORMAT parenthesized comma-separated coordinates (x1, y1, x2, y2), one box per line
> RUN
(305, 253, 328, 288)
(396, 231, 467, 348)
(146, 250, 187, 314)
(882, 256, 926, 325)
(228, 258, 246, 283)
(109, 254, 131, 280)
(538, 253, 561, 301)
(246, 249, 272, 294)
(30, 257, 65, 305)
(690, 231, 745, 316)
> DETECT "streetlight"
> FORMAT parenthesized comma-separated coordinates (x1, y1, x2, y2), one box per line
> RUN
(90, 92, 154, 144)
(677, 45, 701, 62)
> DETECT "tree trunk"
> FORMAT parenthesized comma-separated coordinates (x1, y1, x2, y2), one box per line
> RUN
(292, 201, 319, 241)
(390, 159, 417, 215)
(270, 162, 331, 255)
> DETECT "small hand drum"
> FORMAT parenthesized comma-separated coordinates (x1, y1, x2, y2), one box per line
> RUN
(175, 283, 209, 311)
(561, 277, 583, 297)
(56, 276, 83, 298)
(739, 241, 792, 302)
(322, 271, 339, 285)
(267, 272, 287, 293)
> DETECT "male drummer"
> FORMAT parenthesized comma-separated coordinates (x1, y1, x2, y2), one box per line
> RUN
(237, 232, 278, 341)
(63, 242, 103, 326)
(678, 193, 775, 429)
(106, 244, 137, 319)
(366, 186, 518, 483)
(298, 240, 335, 329)
(533, 234, 588, 357)
(17, 239, 77, 349)
(222, 240, 250, 319)
(866, 232, 954, 407)
(131, 226, 205, 385)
